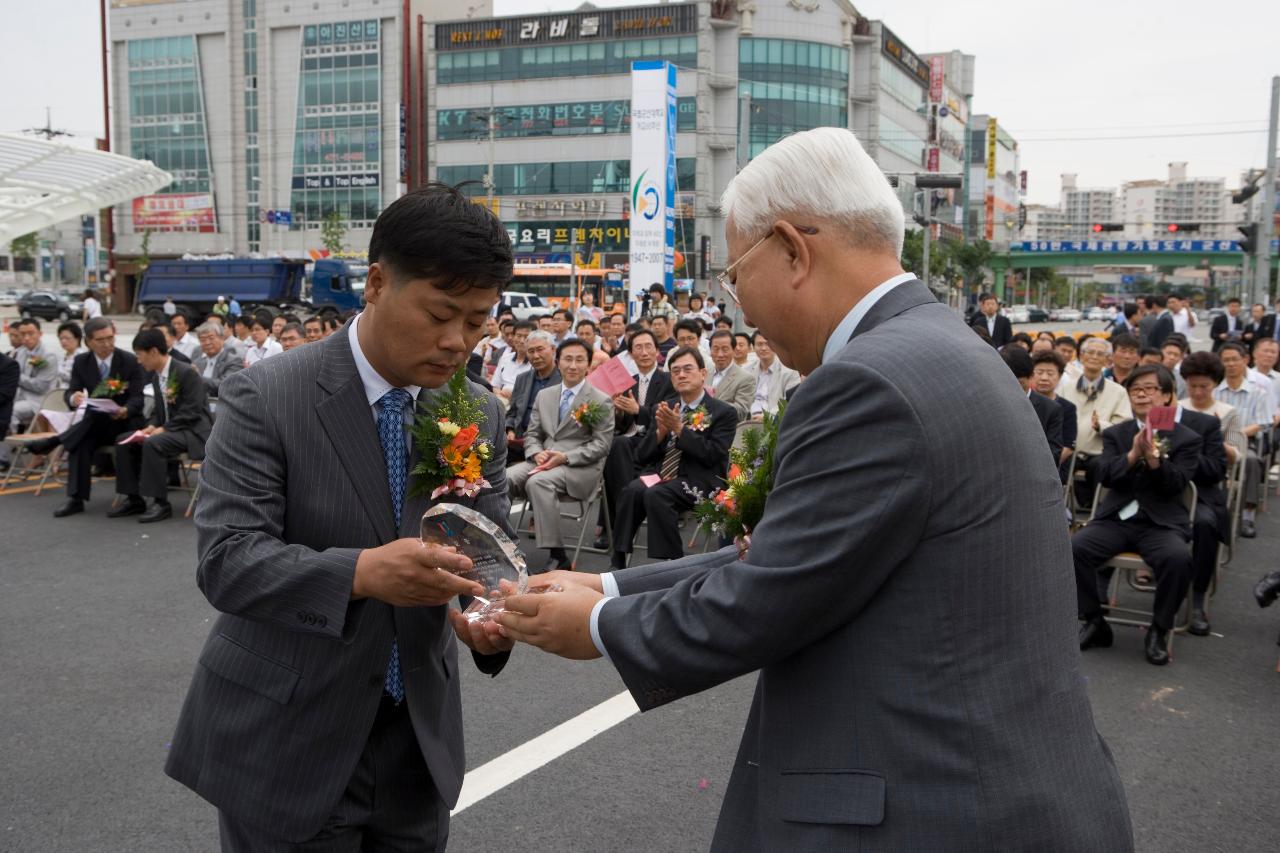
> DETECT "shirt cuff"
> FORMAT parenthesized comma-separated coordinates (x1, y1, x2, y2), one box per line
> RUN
(589, 596, 614, 663)
(601, 571, 621, 598)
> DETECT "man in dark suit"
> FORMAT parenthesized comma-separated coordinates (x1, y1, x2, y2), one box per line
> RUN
(610, 347, 736, 568)
(1209, 297, 1247, 353)
(503, 329, 560, 461)
(969, 291, 1012, 348)
(111, 328, 212, 523)
(1109, 301, 1140, 336)
(23, 317, 147, 516)
(0, 351, 17, 442)
(165, 186, 515, 850)
(1145, 294, 1174, 349)
(1002, 346, 1063, 463)
(594, 329, 673, 549)
(496, 128, 1132, 851)
(1073, 364, 1201, 665)
(1252, 298, 1280, 341)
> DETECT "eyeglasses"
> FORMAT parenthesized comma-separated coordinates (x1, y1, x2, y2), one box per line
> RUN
(715, 224, 818, 305)
(1128, 385, 1163, 397)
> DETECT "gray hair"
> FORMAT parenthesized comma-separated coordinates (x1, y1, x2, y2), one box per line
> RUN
(195, 322, 222, 337)
(526, 330, 556, 350)
(1080, 338, 1113, 356)
(721, 127, 905, 257)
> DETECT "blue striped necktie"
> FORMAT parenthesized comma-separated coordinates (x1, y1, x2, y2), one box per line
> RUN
(377, 388, 413, 703)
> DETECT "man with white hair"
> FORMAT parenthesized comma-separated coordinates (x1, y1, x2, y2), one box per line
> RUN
(496, 127, 1133, 851)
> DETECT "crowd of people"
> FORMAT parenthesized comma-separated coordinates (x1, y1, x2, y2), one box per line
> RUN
(973, 290, 1280, 664)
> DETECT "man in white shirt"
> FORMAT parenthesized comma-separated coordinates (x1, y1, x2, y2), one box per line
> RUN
(1058, 337, 1132, 506)
(491, 321, 533, 401)
(81, 290, 103, 321)
(1250, 338, 1280, 426)
(1215, 342, 1269, 537)
(747, 332, 799, 419)
(1168, 294, 1195, 337)
(170, 313, 200, 361)
(244, 316, 283, 367)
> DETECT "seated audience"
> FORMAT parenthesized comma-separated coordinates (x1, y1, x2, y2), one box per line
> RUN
(1007, 332, 1034, 352)
(650, 315, 678, 364)
(1161, 334, 1189, 399)
(1059, 337, 1132, 507)
(610, 347, 736, 569)
(169, 313, 200, 361)
(747, 332, 800, 421)
(1103, 334, 1140, 386)
(1031, 350, 1077, 473)
(56, 321, 87, 387)
(278, 322, 305, 351)
(159, 322, 193, 364)
(0, 319, 58, 466)
(1138, 346, 1164, 366)
(244, 317, 284, 366)
(1215, 342, 1269, 538)
(732, 331, 757, 369)
(506, 339, 615, 572)
(1073, 365, 1201, 666)
(492, 320, 533, 401)
(1055, 336, 1082, 381)
(303, 316, 325, 343)
(193, 321, 245, 397)
(23, 317, 146, 516)
(1002, 347, 1063, 463)
(572, 319, 611, 371)
(706, 330, 754, 422)
(503, 330, 560, 453)
(113, 328, 213, 523)
(0, 351, 17, 442)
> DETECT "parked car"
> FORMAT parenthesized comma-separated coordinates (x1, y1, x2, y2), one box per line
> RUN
(0, 289, 23, 307)
(500, 291, 548, 321)
(1054, 308, 1083, 323)
(17, 290, 75, 321)
(1005, 306, 1031, 324)
(1007, 304, 1046, 323)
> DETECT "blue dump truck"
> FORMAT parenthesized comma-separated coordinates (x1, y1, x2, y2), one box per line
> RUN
(135, 258, 365, 325)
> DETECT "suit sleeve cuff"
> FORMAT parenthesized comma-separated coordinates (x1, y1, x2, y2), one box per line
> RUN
(589, 596, 614, 663)
(601, 571, 621, 598)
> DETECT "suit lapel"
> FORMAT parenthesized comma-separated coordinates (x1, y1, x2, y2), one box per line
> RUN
(315, 327, 398, 544)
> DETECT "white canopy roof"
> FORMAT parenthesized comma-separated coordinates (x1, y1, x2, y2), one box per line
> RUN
(0, 133, 172, 244)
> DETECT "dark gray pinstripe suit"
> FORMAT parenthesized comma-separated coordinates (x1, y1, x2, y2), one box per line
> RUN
(165, 322, 511, 843)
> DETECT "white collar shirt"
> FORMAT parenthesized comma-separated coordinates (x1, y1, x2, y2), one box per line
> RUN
(349, 311, 421, 425)
(822, 273, 917, 365)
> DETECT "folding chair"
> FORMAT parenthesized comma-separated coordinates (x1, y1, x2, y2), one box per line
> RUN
(175, 456, 203, 518)
(512, 471, 611, 568)
(1066, 453, 1095, 527)
(1220, 457, 1245, 568)
(1090, 482, 1197, 656)
(1, 388, 70, 492)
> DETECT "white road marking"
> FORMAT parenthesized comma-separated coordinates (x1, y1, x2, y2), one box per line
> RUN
(452, 690, 639, 816)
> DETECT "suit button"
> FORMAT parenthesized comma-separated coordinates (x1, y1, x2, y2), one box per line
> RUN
(369, 674, 383, 687)
(296, 611, 306, 622)
(305, 614, 316, 625)
(318, 615, 328, 627)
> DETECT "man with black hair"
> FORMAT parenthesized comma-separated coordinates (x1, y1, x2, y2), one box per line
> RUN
(1002, 346, 1063, 463)
(507, 338, 614, 572)
(1007, 332, 1034, 351)
(970, 292, 1011, 348)
(21, 317, 147, 515)
(609, 346, 735, 568)
(1210, 297, 1246, 353)
(1109, 302, 1141, 336)
(1144, 293, 1174, 349)
(649, 314, 677, 364)
(492, 320, 533, 401)
(165, 184, 517, 850)
(550, 308, 575, 345)
(0, 318, 58, 467)
(1215, 342, 1269, 537)
(244, 316, 283, 366)
(674, 317, 711, 361)
(303, 316, 325, 343)
(112, 328, 212, 523)
(1103, 333, 1140, 385)
(1073, 365, 1201, 665)
(278, 322, 305, 351)
(706, 329, 754, 422)
(1031, 350, 1077, 474)
(1139, 346, 1164, 365)
(646, 282, 678, 324)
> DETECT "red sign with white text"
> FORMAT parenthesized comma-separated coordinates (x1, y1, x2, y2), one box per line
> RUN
(131, 193, 216, 232)
(928, 56, 945, 103)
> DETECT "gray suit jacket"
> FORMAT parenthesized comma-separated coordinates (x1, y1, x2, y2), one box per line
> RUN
(522, 381, 614, 500)
(745, 359, 800, 415)
(709, 362, 754, 422)
(599, 280, 1132, 851)
(165, 323, 512, 842)
(503, 365, 560, 437)
(192, 345, 245, 397)
(14, 342, 58, 407)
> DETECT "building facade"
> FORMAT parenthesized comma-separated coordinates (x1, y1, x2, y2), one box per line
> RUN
(967, 114, 1021, 246)
(106, 0, 438, 276)
(422, 0, 958, 276)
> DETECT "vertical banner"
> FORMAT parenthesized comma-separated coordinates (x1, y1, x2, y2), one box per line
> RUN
(986, 117, 997, 180)
(928, 56, 945, 103)
(629, 60, 677, 300)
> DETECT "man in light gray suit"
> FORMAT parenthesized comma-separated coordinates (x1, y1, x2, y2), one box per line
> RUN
(706, 329, 754, 422)
(498, 128, 1133, 851)
(165, 187, 517, 850)
(507, 338, 614, 572)
(192, 321, 245, 397)
(1, 318, 58, 465)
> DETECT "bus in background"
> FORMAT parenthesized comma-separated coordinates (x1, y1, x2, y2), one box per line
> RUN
(508, 264, 627, 315)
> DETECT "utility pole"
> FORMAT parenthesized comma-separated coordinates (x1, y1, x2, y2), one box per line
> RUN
(1256, 76, 1279, 304)
(737, 91, 752, 173)
(486, 88, 497, 208)
(921, 191, 931, 292)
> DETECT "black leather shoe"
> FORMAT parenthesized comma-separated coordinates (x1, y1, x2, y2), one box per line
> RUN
(1254, 571, 1280, 608)
(107, 497, 147, 518)
(1241, 519, 1257, 538)
(1079, 617, 1114, 650)
(138, 502, 173, 524)
(1188, 608, 1211, 636)
(53, 498, 85, 518)
(591, 534, 610, 551)
(26, 435, 61, 456)
(1145, 626, 1171, 665)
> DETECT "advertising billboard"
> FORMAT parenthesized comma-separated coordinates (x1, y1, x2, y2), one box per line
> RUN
(131, 193, 216, 232)
(628, 61, 677, 298)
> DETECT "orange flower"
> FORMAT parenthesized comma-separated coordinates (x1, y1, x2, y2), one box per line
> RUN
(460, 452, 483, 481)
(451, 423, 480, 451)
(728, 464, 742, 481)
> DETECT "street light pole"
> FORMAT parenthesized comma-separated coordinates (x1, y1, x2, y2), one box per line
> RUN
(1256, 76, 1279, 304)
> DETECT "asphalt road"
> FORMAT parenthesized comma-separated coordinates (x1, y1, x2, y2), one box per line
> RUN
(2, 475, 1278, 852)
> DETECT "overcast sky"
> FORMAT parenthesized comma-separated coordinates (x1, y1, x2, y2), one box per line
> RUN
(3, 0, 1276, 205)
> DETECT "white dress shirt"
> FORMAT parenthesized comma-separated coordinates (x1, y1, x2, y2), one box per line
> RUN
(492, 349, 531, 392)
(244, 337, 283, 366)
(348, 311, 422, 426)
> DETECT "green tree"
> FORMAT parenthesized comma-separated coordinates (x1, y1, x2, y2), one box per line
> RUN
(9, 231, 38, 260)
(321, 210, 348, 255)
(900, 229, 950, 282)
(947, 239, 993, 293)
(138, 229, 152, 272)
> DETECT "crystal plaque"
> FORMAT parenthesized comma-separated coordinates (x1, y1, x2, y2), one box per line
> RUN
(420, 504, 529, 623)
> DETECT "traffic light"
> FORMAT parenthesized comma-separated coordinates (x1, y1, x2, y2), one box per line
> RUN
(1167, 223, 1200, 233)
(1092, 223, 1123, 233)
(1238, 223, 1258, 253)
